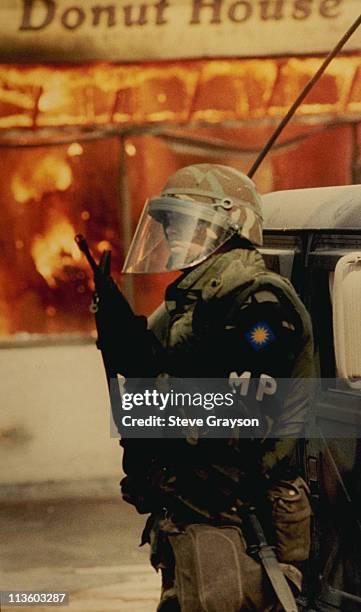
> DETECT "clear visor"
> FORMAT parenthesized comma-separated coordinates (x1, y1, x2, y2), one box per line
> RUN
(122, 196, 237, 273)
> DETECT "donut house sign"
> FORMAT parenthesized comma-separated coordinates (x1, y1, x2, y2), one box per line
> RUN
(0, 0, 360, 62)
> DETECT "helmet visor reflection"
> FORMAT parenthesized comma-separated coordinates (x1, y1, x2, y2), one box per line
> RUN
(122, 196, 236, 273)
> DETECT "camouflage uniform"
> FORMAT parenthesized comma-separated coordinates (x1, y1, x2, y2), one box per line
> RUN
(120, 165, 315, 611)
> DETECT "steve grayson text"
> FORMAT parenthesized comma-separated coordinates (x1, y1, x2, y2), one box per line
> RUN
(121, 415, 260, 428)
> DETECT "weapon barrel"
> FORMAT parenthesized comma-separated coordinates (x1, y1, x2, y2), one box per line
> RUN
(74, 234, 99, 275)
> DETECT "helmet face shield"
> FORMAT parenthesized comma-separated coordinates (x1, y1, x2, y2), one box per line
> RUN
(122, 196, 237, 273)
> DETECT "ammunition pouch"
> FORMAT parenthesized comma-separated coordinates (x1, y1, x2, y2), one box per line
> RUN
(267, 476, 312, 563)
(165, 522, 301, 612)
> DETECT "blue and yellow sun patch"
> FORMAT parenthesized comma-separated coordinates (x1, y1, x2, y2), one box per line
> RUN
(245, 321, 275, 351)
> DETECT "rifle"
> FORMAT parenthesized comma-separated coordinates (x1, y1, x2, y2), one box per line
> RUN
(75, 234, 163, 383)
(75, 234, 166, 512)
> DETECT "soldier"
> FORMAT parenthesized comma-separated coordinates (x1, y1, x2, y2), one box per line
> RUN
(115, 164, 315, 611)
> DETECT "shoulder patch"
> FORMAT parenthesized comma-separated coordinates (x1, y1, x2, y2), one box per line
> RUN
(245, 321, 275, 351)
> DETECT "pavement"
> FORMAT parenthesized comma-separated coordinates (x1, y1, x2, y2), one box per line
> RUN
(0, 498, 160, 612)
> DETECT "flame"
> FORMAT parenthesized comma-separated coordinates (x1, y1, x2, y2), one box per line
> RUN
(38, 84, 71, 113)
(0, 56, 359, 131)
(67, 142, 83, 157)
(97, 240, 112, 252)
(125, 142, 137, 157)
(31, 215, 85, 288)
(11, 154, 73, 203)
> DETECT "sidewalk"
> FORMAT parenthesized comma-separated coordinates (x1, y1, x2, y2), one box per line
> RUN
(1, 498, 160, 611)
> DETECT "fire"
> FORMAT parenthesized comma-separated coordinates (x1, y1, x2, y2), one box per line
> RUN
(97, 240, 112, 252)
(0, 56, 359, 131)
(38, 80, 72, 113)
(67, 142, 83, 157)
(31, 215, 86, 288)
(11, 154, 73, 204)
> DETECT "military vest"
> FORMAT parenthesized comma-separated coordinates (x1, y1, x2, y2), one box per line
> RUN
(147, 248, 315, 518)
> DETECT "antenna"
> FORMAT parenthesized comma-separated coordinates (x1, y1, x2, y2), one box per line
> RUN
(247, 13, 361, 179)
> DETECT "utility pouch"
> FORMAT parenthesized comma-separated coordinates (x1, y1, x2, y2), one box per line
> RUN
(267, 476, 312, 562)
(167, 523, 299, 612)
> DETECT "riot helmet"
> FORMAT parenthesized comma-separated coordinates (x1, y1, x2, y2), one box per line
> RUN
(122, 164, 263, 273)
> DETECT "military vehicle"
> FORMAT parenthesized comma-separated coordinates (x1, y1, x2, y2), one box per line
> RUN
(261, 184, 361, 611)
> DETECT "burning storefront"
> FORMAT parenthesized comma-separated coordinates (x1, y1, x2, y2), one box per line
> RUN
(0, 0, 360, 341)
